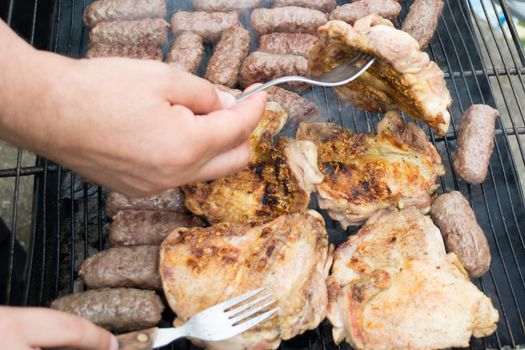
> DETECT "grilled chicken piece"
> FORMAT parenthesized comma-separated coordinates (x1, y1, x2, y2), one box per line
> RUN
(160, 210, 332, 350)
(327, 207, 498, 350)
(310, 16, 452, 135)
(184, 103, 323, 224)
(297, 112, 444, 228)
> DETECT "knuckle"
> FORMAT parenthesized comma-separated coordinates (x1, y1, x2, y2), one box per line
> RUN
(63, 318, 89, 343)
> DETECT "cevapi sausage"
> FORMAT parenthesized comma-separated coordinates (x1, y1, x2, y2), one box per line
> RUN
(105, 188, 187, 218)
(239, 51, 308, 88)
(166, 32, 204, 74)
(84, 0, 167, 28)
(267, 86, 321, 121)
(89, 18, 169, 46)
(205, 26, 251, 87)
(86, 43, 163, 60)
(272, 0, 337, 12)
(430, 191, 491, 278)
(193, 0, 263, 11)
(259, 33, 319, 58)
(453, 104, 499, 184)
(251, 7, 328, 35)
(51, 288, 164, 331)
(109, 210, 204, 247)
(329, 0, 402, 25)
(401, 0, 444, 49)
(171, 11, 240, 43)
(79, 245, 161, 290)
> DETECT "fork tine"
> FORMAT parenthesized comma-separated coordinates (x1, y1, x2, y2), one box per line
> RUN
(225, 293, 272, 317)
(229, 298, 276, 324)
(232, 308, 279, 333)
(216, 288, 265, 310)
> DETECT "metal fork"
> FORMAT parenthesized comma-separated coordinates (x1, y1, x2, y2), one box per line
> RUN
(116, 288, 278, 350)
(236, 53, 376, 102)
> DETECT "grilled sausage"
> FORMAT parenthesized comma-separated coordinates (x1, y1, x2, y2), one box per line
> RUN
(430, 191, 491, 278)
(251, 7, 328, 35)
(166, 32, 204, 73)
(272, 0, 337, 12)
(86, 43, 163, 60)
(267, 86, 321, 121)
(205, 26, 251, 87)
(89, 18, 169, 46)
(84, 0, 167, 28)
(109, 210, 204, 247)
(453, 104, 499, 184)
(259, 33, 319, 58)
(401, 0, 444, 49)
(193, 0, 263, 11)
(329, 0, 402, 25)
(105, 188, 186, 218)
(171, 11, 240, 43)
(239, 51, 308, 88)
(50, 288, 164, 331)
(79, 246, 161, 290)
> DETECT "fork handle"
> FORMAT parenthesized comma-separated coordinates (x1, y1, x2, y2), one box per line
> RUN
(235, 76, 311, 102)
(116, 327, 158, 350)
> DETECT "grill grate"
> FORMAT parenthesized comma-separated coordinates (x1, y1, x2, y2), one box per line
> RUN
(2, 0, 525, 349)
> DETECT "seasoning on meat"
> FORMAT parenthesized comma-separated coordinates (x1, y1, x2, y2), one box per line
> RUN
(86, 43, 163, 60)
(272, 0, 337, 13)
(170, 11, 240, 43)
(105, 188, 187, 218)
(259, 33, 319, 58)
(239, 51, 308, 88)
(192, 0, 263, 11)
(50, 288, 164, 331)
(267, 86, 321, 121)
(84, 0, 167, 28)
(251, 6, 328, 35)
(89, 18, 169, 46)
(453, 104, 499, 184)
(109, 210, 204, 247)
(329, 0, 402, 25)
(79, 245, 162, 290)
(204, 26, 250, 87)
(401, 0, 444, 49)
(166, 32, 204, 74)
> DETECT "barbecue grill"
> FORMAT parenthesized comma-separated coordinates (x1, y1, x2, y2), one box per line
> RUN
(1, 0, 525, 349)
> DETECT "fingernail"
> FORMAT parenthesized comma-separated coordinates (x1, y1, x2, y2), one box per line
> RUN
(217, 91, 236, 109)
(109, 335, 119, 350)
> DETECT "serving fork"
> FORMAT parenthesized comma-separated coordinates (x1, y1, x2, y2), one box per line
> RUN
(236, 53, 376, 102)
(116, 288, 278, 350)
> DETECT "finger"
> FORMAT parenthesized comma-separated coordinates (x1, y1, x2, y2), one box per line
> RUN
(166, 71, 235, 114)
(7, 307, 117, 350)
(196, 89, 267, 156)
(194, 141, 251, 182)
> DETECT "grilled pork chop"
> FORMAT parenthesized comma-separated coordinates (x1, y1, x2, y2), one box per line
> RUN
(183, 102, 323, 224)
(297, 112, 444, 228)
(327, 207, 498, 350)
(160, 210, 332, 350)
(310, 16, 452, 135)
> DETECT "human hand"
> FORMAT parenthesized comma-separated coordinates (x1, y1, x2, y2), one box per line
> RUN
(0, 306, 117, 350)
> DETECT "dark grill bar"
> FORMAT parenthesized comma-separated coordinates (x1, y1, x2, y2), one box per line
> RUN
(1, 0, 525, 349)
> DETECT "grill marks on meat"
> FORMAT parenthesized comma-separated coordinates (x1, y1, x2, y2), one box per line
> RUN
(251, 6, 328, 35)
(327, 207, 498, 349)
(310, 17, 452, 136)
(83, 0, 167, 28)
(171, 11, 240, 43)
(239, 51, 308, 88)
(86, 43, 163, 60)
(109, 210, 204, 247)
(297, 112, 444, 228)
(193, 0, 263, 11)
(105, 188, 186, 218)
(329, 0, 402, 25)
(272, 0, 337, 12)
(79, 246, 162, 290)
(160, 210, 332, 350)
(166, 32, 204, 73)
(259, 33, 319, 58)
(51, 288, 164, 331)
(401, 0, 444, 49)
(89, 18, 169, 46)
(205, 26, 250, 87)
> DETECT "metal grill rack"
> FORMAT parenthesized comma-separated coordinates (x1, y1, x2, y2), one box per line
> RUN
(1, 0, 525, 349)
